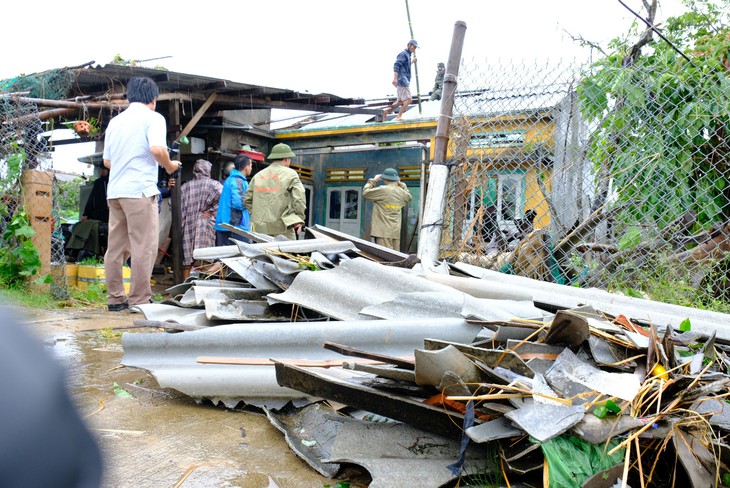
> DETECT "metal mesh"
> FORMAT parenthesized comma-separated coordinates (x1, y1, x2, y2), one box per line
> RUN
(439, 58, 730, 310)
(0, 96, 68, 298)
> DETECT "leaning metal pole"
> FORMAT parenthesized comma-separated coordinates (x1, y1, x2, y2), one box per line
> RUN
(417, 20, 467, 265)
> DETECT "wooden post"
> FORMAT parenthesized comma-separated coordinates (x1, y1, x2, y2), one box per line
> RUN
(417, 21, 467, 265)
(168, 101, 184, 285)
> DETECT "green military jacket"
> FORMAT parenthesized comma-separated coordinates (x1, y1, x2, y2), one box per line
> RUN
(363, 178, 413, 239)
(244, 162, 306, 239)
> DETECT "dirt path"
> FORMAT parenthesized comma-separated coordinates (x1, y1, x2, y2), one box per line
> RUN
(16, 307, 334, 488)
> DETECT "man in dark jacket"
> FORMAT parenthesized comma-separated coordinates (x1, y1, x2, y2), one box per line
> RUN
(382, 39, 419, 121)
(65, 167, 109, 261)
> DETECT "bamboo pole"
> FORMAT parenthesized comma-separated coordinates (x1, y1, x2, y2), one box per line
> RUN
(404, 0, 422, 114)
(417, 21, 467, 265)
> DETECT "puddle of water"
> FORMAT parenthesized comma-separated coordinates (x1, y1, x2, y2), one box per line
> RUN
(27, 309, 337, 488)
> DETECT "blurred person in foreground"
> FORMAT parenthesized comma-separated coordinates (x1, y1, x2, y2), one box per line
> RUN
(103, 76, 181, 312)
(0, 307, 102, 487)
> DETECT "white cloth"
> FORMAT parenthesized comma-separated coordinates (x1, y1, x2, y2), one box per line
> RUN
(104, 102, 167, 200)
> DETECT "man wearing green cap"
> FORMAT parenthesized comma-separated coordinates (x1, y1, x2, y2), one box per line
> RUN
(430, 62, 445, 101)
(244, 143, 306, 240)
(363, 168, 413, 251)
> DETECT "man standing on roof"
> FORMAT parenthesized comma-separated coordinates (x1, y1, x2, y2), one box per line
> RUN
(244, 143, 306, 240)
(381, 39, 419, 121)
(103, 76, 181, 312)
(363, 168, 413, 251)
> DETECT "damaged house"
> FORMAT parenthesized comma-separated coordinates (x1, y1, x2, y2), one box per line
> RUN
(5, 51, 730, 487)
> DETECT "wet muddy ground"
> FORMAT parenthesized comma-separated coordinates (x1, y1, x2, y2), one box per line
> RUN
(16, 306, 340, 488)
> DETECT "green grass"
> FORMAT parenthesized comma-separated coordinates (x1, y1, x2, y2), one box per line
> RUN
(0, 287, 59, 308)
(0, 282, 107, 309)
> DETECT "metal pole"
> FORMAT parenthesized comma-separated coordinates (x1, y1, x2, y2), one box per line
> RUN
(404, 0, 422, 114)
(417, 20, 467, 265)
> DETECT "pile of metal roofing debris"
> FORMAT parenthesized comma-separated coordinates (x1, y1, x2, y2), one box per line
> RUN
(121, 226, 730, 487)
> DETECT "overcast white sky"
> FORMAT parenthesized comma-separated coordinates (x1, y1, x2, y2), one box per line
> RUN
(4, 0, 688, 99)
(4, 0, 687, 174)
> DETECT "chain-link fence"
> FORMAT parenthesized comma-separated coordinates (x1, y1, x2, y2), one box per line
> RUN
(0, 95, 68, 299)
(439, 58, 730, 311)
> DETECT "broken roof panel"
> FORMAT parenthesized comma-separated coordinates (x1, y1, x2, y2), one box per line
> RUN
(268, 257, 547, 322)
(121, 317, 482, 408)
(449, 262, 730, 342)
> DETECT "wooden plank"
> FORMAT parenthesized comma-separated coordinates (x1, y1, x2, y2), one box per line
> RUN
(274, 361, 467, 438)
(177, 91, 218, 141)
(196, 356, 386, 368)
(128, 319, 207, 331)
(323, 341, 415, 370)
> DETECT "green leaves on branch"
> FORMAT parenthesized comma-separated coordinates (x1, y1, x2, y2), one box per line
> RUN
(0, 210, 43, 287)
(577, 1, 730, 230)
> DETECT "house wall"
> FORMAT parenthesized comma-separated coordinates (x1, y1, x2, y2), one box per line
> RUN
(297, 145, 425, 253)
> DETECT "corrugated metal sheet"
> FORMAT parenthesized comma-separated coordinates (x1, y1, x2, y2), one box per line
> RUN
(447, 262, 730, 342)
(121, 318, 482, 408)
(268, 257, 547, 322)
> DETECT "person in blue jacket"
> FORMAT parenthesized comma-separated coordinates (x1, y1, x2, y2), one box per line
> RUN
(214, 154, 252, 245)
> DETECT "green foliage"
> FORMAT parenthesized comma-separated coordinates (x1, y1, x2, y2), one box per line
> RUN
(112, 381, 133, 398)
(605, 253, 730, 314)
(680, 317, 692, 331)
(577, 1, 730, 230)
(0, 210, 42, 288)
(459, 441, 503, 487)
(78, 256, 104, 266)
(73, 281, 106, 302)
(56, 175, 85, 221)
(98, 327, 122, 339)
(618, 226, 642, 250)
(323, 483, 350, 488)
(0, 288, 58, 308)
(0, 142, 25, 195)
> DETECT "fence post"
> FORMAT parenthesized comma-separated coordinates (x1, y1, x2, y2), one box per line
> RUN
(21, 169, 53, 290)
(417, 21, 467, 265)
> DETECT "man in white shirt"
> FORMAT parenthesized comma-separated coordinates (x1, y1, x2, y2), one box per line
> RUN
(103, 77, 181, 311)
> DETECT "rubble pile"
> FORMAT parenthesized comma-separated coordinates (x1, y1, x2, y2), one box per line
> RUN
(276, 307, 730, 487)
(122, 230, 730, 487)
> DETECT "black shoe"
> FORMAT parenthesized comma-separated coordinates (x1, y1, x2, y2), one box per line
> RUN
(108, 301, 129, 312)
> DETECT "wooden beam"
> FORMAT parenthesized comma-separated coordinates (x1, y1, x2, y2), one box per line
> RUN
(177, 91, 218, 141)
(274, 361, 467, 438)
(323, 341, 415, 369)
(207, 93, 381, 116)
(196, 356, 388, 367)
